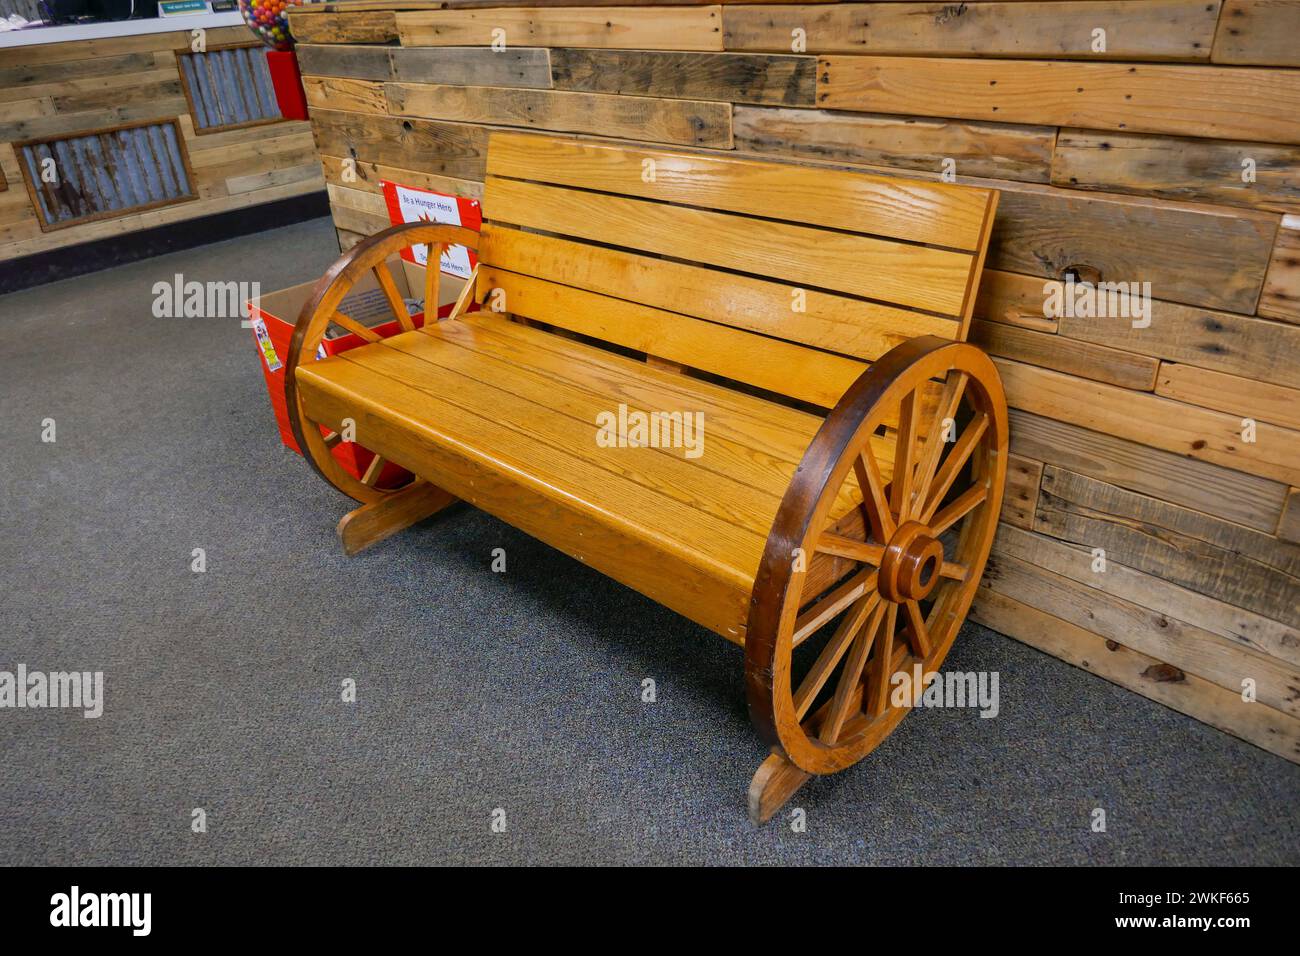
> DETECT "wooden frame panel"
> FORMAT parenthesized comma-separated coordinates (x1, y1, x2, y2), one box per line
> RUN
(16, 117, 197, 232)
(175, 43, 284, 136)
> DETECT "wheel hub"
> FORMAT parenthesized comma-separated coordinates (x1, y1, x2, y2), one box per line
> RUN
(878, 521, 943, 603)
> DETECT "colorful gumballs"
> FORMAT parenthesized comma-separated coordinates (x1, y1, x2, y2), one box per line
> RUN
(238, 0, 315, 51)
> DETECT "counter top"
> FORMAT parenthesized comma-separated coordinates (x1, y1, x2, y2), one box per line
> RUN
(0, 11, 245, 48)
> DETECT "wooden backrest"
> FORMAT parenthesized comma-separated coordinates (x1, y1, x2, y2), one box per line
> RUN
(478, 132, 998, 409)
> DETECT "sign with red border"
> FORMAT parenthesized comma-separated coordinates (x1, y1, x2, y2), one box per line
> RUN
(380, 181, 482, 280)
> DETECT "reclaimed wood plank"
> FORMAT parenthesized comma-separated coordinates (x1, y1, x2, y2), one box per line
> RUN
(994, 522, 1300, 668)
(733, 104, 1055, 183)
(817, 55, 1300, 144)
(970, 586, 1300, 763)
(1051, 128, 1300, 212)
(1278, 489, 1300, 544)
(971, 318, 1158, 389)
(1055, 294, 1300, 390)
(296, 43, 394, 81)
(1259, 217, 1300, 324)
(1002, 454, 1043, 530)
(1155, 362, 1300, 430)
(995, 358, 1300, 485)
(551, 49, 815, 106)
(1036, 466, 1300, 626)
(287, 10, 399, 44)
(0, 52, 160, 90)
(0, 100, 189, 142)
(988, 182, 1277, 314)
(1007, 408, 1286, 533)
(974, 269, 1059, 331)
(387, 82, 734, 147)
(390, 46, 554, 87)
(311, 107, 489, 181)
(303, 76, 389, 114)
(396, 6, 725, 50)
(986, 549, 1300, 715)
(319, 153, 484, 198)
(726, 1, 1221, 60)
(1212, 0, 1300, 66)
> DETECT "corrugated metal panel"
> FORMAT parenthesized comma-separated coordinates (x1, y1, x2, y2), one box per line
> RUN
(182, 46, 283, 132)
(19, 120, 195, 230)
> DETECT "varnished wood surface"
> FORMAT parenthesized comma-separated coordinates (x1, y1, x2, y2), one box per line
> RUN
(296, 310, 862, 640)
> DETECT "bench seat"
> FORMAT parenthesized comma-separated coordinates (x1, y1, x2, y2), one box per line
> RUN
(295, 311, 879, 642)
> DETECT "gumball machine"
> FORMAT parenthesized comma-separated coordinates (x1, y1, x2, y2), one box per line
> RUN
(238, 0, 316, 121)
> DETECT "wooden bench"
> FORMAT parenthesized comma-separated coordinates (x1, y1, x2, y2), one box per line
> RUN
(286, 132, 1007, 822)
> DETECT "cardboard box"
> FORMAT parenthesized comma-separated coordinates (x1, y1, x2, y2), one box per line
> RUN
(249, 259, 465, 489)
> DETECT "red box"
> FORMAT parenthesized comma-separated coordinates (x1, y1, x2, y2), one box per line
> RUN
(248, 259, 466, 489)
(267, 49, 309, 122)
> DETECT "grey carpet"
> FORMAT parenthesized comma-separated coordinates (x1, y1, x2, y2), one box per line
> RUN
(1, 217, 1296, 866)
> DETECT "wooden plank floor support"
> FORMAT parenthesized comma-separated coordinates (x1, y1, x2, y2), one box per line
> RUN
(337, 479, 457, 556)
(749, 751, 813, 825)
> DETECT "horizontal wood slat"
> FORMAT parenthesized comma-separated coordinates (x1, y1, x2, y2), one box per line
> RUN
(478, 266, 867, 407)
(550, 48, 815, 106)
(734, 105, 1056, 183)
(485, 130, 994, 250)
(1212, 0, 1300, 66)
(395, 6, 726, 50)
(987, 549, 1300, 716)
(480, 224, 958, 361)
(311, 108, 489, 181)
(1007, 408, 1287, 533)
(971, 586, 1300, 763)
(817, 56, 1300, 144)
(386, 82, 734, 147)
(1036, 467, 1300, 629)
(484, 174, 975, 315)
(994, 522, 1300, 668)
(287, 10, 399, 44)
(725, 1, 1222, 60)
(995, 357, 1300, 485)
(1051, 128, 1300, 212)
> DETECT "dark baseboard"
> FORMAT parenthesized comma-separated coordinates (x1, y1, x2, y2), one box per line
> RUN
(0, 191, 331, 296)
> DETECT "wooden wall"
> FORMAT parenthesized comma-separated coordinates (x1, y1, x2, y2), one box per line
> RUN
(291, 1, 1300, 764)
(0, 24, 324, 262)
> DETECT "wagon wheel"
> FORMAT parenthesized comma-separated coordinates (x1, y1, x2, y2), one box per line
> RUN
(285, 222, 480, 505)
(746, 336, 1007, 783)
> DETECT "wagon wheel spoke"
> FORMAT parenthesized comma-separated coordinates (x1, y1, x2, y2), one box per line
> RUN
(792, 567, 876, 648)
(940, 560, 969, 582)
(853, 446, 896, 543)
(819, 599, 888, 743)
(424, 243, 442, 320)
(920, 411, 989, 524)
(911, 371, 968, 518)
(329, 310, 382, 343)
(815, 532, 884, 565)
(372, 261, 415, 332)
(360, 454, 387, 487)
(864, 603, 899, 718)
(903, 599, 932, 658)
(890, 388, 920, 521)
(793, 592, 880, 721)
(931, 483, 988, 536)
